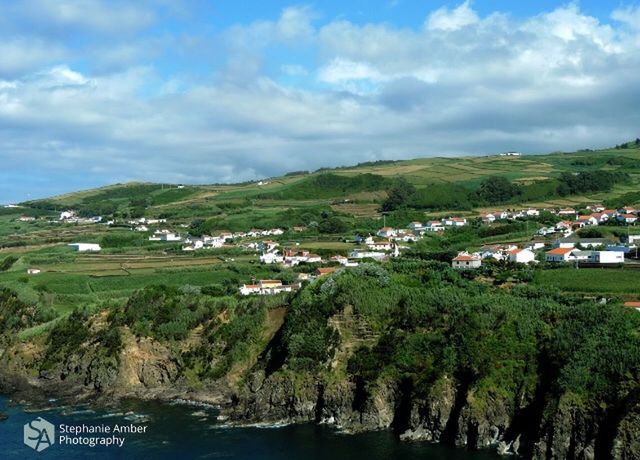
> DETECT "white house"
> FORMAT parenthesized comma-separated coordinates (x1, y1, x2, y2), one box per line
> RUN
(623, 235, 640, 244)
(443, 217, 467, 227)
(557, 208, 577, 216)
(618, 214, 638, 224)
(480, 213, 496, 223)
(27, 268, 41, 275)
(377, 227, 397, 238)
(349, 250, 386, 260)
(524, 242, 546, 251)
(423, 221, 445, 232)
(524, 208, 540, 217)
(331, 255, 359, 267)
(589, 251, 624, 264)
(452, 253, 482, 269)
(508, 248, 536, 264)
(368, 240, 393, 251)
(68, 243, 101, 252)
(479, 245, 506, 261)
(239, 280, 300, 296)
(149, 230, 182, 242)
(552, 239, 576, 249)
(260, 252, 284, 264)
(591, 213, 609, 224)
(407, 222, 424, 231)
(577, 215, 599, 226)
(59, 210, 76, 220)
(545, 247, 574, 262)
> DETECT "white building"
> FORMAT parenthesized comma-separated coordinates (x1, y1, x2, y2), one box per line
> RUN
(368, 240, 393, 251)
(545, 247, 574, 262)
(149, 230, 182, 242)
(239, 280, 300, 296)
(577, 215, 599, 226)
(452, 253, 482, 269)
(27, 268, 41, 275)
(68, 243, 101, 252)
(260, 252, 284, 264)
(349, 250, 386, 260)
(59, 210, 76, 220)
(443, 217, 467, 227)
(377, 227, 397, 238)
(423, 221, 445, 232)
(589, 251, 624, 264)
(618, 214, 638, 224)
(508, 248, 536, 264)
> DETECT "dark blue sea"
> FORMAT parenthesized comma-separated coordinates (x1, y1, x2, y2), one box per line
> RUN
(0, 395, 500, 459)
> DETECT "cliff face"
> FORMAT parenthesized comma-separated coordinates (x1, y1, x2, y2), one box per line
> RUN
(1, 313, 639, 460)
(225, 369, 640, 460)
(0, 328, 181, 402)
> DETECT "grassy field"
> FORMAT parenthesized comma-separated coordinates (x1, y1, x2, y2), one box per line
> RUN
(534, 268, 640, 296)
(20, 145, 640, 217)
(3, 142, 639, 314)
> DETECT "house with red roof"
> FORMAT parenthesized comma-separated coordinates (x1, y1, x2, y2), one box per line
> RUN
(545, 247, 574, 262)
(508, 248, 536, 264)
(623, 302, 640, 312)
(452, 253, 482, 269)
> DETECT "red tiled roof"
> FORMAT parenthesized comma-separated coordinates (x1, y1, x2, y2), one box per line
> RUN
(624, 302, 640, 308)
(546, 248, 573, 255)
(316, 267, 337, 275)
(453, 255, 479, 261)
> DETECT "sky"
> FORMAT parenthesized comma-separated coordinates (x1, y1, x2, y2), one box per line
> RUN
(1, 1, 640, 203)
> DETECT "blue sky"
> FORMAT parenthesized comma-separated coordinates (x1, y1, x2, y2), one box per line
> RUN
(1, 1, 640, 203)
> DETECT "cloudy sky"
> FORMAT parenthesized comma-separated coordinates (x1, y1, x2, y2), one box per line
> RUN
(1, 1, 640, 202)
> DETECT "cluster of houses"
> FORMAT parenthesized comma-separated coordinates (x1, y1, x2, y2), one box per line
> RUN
(58, 210, 102, 224)
(239, 279, 301, 296)
(17, 210, 103, 225)
(405, 218, 468, 233)
(452, 245, 538, 269)
(479, 205, 639, 229)
(452, 235, 631, 269)
(259, 245, 363, 268)
(181, 228, 286, 251)
(239, 267, 339, 296)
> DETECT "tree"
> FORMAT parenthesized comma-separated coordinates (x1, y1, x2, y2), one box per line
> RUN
(475, 176, 520, 204)
(380, 179, 416, 212)
(318, 216, 348, 234)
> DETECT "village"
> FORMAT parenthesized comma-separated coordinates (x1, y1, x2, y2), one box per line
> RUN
(15, 202, 640, 298)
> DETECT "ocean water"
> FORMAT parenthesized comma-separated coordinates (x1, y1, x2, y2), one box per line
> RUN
(0, 395, 500, 459)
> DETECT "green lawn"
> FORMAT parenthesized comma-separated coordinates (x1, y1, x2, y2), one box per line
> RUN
(534, 268, 640, 295)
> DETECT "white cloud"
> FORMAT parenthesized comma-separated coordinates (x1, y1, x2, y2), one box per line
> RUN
(1, 3, 640, 201)
(0, 39, 67, 77)
(276, 6, 316, 43)
(426, 1, 479, 31)
(1, 0, 156, 34)
(318, 58, 385, 84)
(612, 6, 640, 29)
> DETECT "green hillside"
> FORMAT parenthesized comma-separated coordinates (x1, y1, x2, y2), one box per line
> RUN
(20, 141, 640, 225)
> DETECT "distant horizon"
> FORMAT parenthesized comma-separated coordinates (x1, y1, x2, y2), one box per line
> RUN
(3, 140, 635, 205)
(2, 1, 640, 202)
